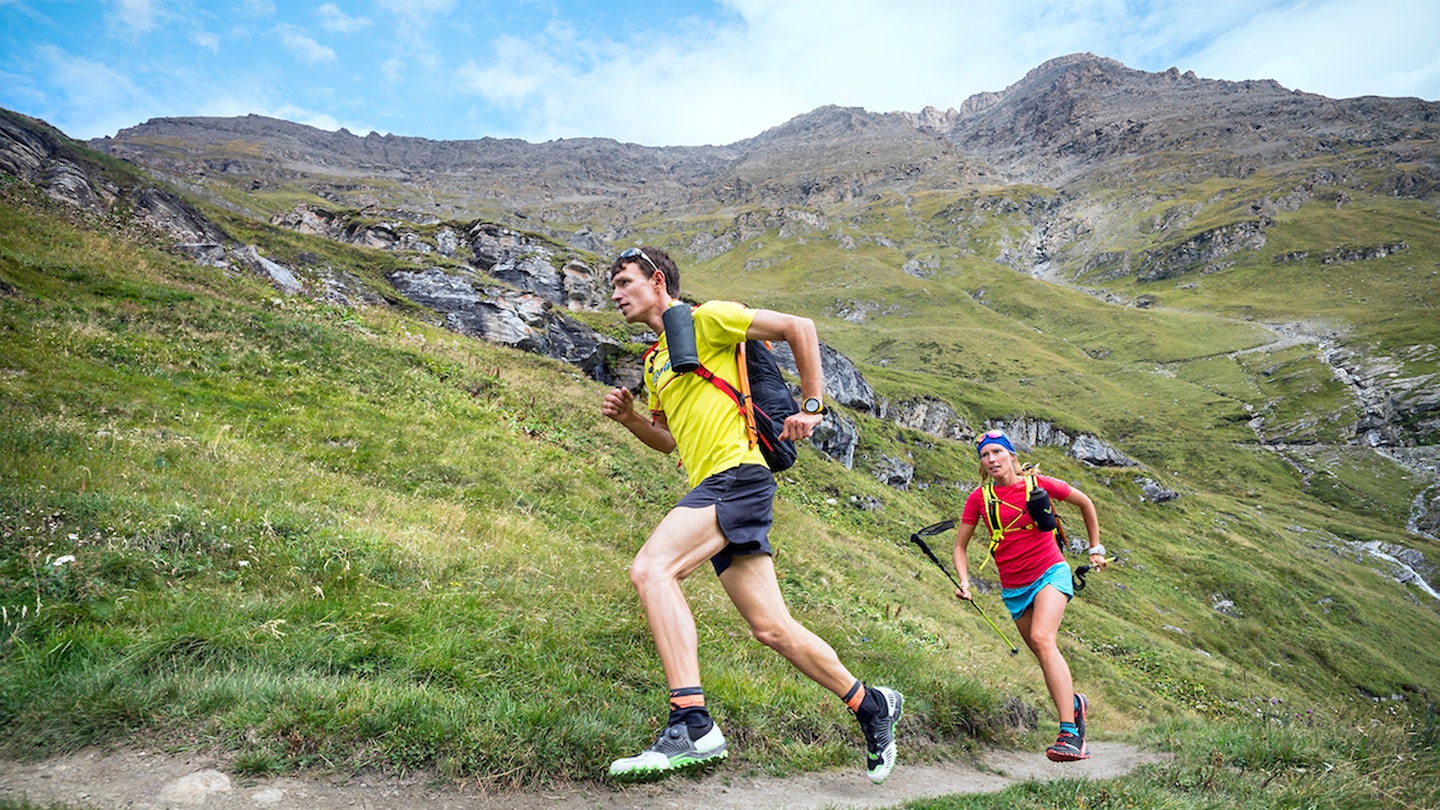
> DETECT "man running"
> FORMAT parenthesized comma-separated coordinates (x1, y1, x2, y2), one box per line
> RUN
(601, 245, 902, 784)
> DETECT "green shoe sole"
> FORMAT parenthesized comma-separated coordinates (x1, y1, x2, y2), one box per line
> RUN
(609, 748, 728, 782)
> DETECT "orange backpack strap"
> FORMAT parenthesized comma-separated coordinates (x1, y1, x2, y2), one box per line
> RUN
(735, 342, 759, 449)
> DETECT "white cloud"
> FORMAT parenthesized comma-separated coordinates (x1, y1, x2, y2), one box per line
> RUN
(317, 2, 369, 33)
(374, 0, 453, 73)
(380, 57, 405, 85)
(34, 44, 151, 138)
(1183, 0, 1440, 99)
(380, 56, 408, 84)
(192, 31, 220, 54)
(376, 0, 455, 14)
(274, 23, 337, 63)
(456, 35, 557, 105)
(108, 0, 159, 33)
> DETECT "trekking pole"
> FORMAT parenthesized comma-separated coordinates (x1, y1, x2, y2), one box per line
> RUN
(909, 520, 1020, 656)
(1072, 558, 1116, 592)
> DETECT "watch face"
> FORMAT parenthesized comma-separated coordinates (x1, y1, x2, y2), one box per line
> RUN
(803, 397, 823, 414)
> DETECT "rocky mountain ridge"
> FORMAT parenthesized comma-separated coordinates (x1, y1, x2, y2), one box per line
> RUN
(92, 53, 1440, 209)
(940, 53, 1440, 184)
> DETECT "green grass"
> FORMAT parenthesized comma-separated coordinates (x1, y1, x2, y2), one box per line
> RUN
(906, 704, 1440, 810)
(0, 181, 1033, 784)
(3, 122, 1440, 809)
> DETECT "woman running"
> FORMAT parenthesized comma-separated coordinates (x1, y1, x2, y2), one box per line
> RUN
(952, 429, 1106, 761)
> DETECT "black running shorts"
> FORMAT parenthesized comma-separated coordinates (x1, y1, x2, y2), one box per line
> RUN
(676, 463, 775, 575)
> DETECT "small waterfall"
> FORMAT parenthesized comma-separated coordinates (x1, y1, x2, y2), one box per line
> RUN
(1353, 541, 1440, 602)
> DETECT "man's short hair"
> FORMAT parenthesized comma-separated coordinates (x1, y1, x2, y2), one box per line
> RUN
(610, 246, 680, 297)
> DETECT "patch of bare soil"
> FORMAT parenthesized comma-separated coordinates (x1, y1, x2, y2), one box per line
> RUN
(1, 742, 1168, 809)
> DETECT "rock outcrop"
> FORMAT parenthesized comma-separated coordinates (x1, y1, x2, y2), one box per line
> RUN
(770, 341, 877, 412)
(881, 398, 972, 443)
(465, 222, 608, 311)
(2, 110, 228, 247)
(387, 266, 632, 387)
(978, 418, 1139, 468)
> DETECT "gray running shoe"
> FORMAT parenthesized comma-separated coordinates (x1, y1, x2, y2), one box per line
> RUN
(1046, 729, 1089, 761)
(858, 686, 903, 784)
(608, 721, 727, 781)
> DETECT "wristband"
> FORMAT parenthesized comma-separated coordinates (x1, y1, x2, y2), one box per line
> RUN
(1087, 544, 1106, 557)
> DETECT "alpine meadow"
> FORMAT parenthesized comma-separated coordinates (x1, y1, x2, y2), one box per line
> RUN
(2, 54, 1438, 809)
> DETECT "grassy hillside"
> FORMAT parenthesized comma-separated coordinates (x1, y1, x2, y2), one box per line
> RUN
(3, 137, 1439, 808)
(0, 176, 1029, 781)
(651, 202, 1440, 704)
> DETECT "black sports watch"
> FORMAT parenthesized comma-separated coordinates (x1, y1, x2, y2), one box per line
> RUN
(801, 396, 825, 415)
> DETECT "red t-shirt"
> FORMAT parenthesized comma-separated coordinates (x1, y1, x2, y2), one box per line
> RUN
(961, 475, 1072, 589)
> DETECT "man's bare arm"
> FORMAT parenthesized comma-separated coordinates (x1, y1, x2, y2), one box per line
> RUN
(747, 309, 824, 441)
(602, 386, 676, 453)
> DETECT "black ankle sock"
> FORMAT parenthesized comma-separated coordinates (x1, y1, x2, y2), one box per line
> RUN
(856, 687, 885, 721)
(668, 706, 714, 740)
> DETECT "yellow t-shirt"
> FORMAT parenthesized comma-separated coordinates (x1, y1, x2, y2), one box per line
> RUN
(646, 300, 768, 487)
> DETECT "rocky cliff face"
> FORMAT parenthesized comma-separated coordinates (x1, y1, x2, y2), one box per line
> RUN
(941, 53, 1440, 186)
(1, 110, 228, 246)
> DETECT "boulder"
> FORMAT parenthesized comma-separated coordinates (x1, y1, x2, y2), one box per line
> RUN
(1069, 434, 1138, 467)
(811, 409, 859, 469)
(872, 454, 915, 490)
(883, 397, 972, 442)
(770, 341, 877, 412)
(1137, 477, 1179, 503)
(232, 245, 302, 294)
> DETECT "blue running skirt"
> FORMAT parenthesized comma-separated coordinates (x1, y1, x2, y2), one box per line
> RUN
(1001, 561, 1074, 620)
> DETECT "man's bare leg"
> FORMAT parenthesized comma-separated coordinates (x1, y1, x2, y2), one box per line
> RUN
(609, 505, 732, 780)
(718, 552, 904, 784)
(628, 504, 729, 688)
(717, 552, 856, 695)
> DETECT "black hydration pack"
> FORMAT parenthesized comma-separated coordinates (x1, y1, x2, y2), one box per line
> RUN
(695, 339, 799, 472)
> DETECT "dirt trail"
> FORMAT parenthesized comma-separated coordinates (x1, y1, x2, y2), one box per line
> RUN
(1, 742, 1168, 809)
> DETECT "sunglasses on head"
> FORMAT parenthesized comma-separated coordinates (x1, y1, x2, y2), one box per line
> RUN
(619, 247, 661, 276)
(976, 429, 1007, 446)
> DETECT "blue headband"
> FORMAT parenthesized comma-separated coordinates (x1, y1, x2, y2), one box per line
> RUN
(975, 430, 1015, 457)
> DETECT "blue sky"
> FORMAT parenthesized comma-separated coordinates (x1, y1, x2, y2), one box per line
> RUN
(3, 0, 1438, 147)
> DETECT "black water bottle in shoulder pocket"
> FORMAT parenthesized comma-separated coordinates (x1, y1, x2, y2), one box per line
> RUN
(662, 301, 700, 373)
(1027, 485, 1057, 531)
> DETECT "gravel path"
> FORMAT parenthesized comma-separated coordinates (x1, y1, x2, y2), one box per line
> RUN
(1, 742, 1169, 809)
